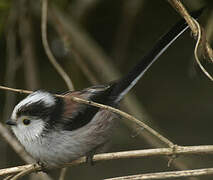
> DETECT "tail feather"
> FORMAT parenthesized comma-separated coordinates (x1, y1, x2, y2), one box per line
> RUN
(111, 8, 204, 102)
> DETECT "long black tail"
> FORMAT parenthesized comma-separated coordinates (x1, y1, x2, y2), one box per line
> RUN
(110, 8, 203, 102)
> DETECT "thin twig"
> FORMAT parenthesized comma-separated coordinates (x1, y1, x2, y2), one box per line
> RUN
(3, 175, 14, 180)
(0, 85, 173, 147)
(59, 168, 67, 180)
(167, 0, 197, 35)
(0, 85, 32, 94)
(0, 164, 37, 176)
(49, 8, 99, 84)
(41, 0, 74, 90)
(10, 165, 36, 180)
(1, 145, 213, 177)
(104, 168, 213, 180)
(193, 18, 213, 81)
(167, 0, 213, 62)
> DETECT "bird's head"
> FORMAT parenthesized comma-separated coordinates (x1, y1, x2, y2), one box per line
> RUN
(6, 91, 62, 142)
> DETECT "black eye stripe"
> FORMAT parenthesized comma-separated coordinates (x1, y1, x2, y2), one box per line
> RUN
(17, 101, 53, 119)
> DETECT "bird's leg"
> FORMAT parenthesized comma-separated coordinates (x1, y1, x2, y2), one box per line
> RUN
(37, 161, 50, 174)
(86, 148, 96, 166)
(86, 142, 106, 166)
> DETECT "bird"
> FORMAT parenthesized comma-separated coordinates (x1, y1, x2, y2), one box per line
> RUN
(6, 9, 203, 167)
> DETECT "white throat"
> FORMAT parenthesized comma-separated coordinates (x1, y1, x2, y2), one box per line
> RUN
(12, 119, 45, 144)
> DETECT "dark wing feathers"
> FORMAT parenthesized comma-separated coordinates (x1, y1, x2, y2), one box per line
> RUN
(48, 85, 115, 131)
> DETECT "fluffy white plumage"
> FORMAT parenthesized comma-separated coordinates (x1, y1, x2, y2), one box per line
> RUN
(12, 118, 46, 143)
(12, 109, 114, 166)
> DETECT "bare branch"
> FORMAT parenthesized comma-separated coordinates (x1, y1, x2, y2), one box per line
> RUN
(0, 164, 38, 177)
(59, 168, 68, 180)
(167, 0, 213, 83)
(0, 85, 33, 94)
(167, 0, 213, 62)
(104, 168, 213, 180)
(193, 18, 213, 81)
(10, 166, 36, 180)
(41, 0, 74, 90)
(3, 175, 14, 180)
(49, 8, 99, 84)
(1, 145, 213, 177)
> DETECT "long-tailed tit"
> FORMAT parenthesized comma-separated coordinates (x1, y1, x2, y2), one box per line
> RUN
(6, 9, 203, 167)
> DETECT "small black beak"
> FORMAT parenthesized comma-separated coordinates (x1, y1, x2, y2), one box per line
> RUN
(6, 119, 17, 126)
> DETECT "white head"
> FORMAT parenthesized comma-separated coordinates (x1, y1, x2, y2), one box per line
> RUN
(7, 91, 57, 143)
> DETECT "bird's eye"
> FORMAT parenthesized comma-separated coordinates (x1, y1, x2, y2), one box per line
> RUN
(23, 119, 31, 125)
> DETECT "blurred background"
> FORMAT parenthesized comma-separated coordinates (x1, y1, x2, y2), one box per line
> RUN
(0, 0, 213, 179)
